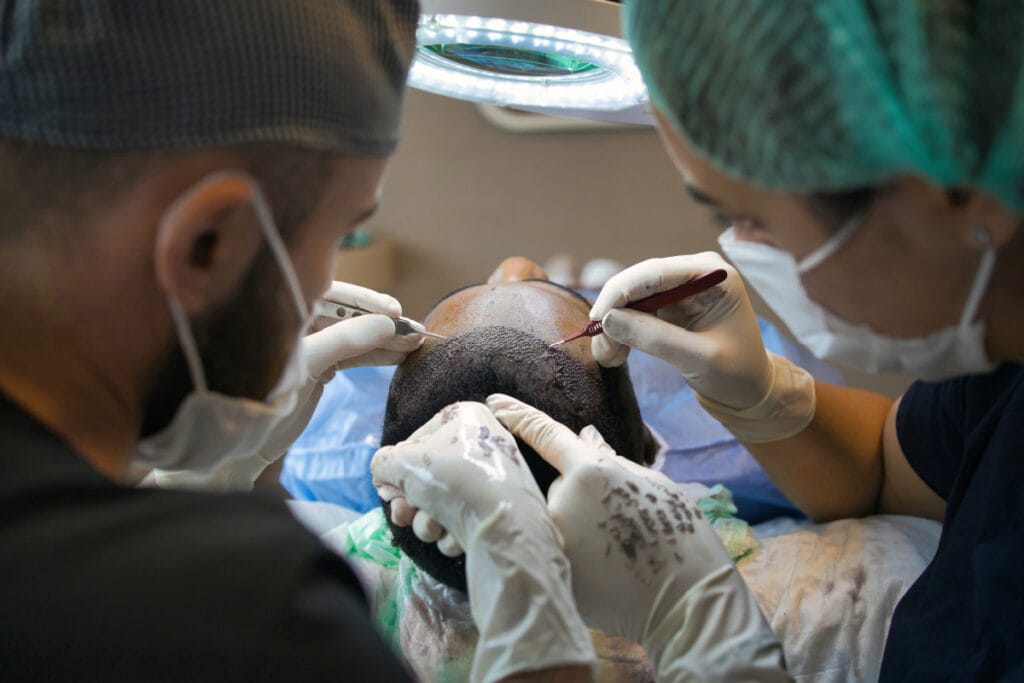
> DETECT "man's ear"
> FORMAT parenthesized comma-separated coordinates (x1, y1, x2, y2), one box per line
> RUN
(153, 172, 265, 316)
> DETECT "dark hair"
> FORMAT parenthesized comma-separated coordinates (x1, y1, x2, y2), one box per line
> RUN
(381, 325, 646, 592)
(0, 138, 335, 244)
(806, 187, 877, 230)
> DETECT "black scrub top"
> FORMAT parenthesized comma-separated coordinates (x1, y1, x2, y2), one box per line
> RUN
(0, 393, 413, 682)
(880, 363, 1024, 681)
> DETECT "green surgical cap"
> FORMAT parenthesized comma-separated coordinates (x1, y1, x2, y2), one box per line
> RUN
(624, 0, 1024, 212)
(0, 0, 419, 156)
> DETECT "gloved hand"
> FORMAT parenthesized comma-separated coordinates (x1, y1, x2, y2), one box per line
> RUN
(153, 281, 421, 492)
(371, 401, 596, 683)
(590, 252, 814, 443)
(487, 394, 788, 683)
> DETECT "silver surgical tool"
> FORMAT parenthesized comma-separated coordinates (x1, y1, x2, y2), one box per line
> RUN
(314, 299, 449, 341)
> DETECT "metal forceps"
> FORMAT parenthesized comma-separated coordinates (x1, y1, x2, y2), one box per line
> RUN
(313, 299, 449, 341)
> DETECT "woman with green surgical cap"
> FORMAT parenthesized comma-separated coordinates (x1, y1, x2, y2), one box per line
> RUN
(580, 1, 1024, 680)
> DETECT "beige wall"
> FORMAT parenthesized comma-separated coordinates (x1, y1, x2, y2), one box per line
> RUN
(361, 90, 913, 397)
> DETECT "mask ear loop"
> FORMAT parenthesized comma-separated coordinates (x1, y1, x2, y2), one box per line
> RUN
(248, 182, 310, 322)
(796, 211, 865, 275)
(959, 229, 997, 328)
(166, 297, 209, 394)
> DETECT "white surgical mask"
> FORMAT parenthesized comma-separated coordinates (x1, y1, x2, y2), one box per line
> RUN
(134, 173, 312, 472)
(718, 215, 997, 381)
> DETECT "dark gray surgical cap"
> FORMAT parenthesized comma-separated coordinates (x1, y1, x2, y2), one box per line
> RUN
(0, 0, 419, 156)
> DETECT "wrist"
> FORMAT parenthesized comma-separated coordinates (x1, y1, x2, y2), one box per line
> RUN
(643, 565, 787, 682)
(466, 504, 595, 683)
(696, 353, 816, 443)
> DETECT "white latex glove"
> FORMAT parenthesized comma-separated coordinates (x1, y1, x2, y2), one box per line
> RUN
(153, 281, 421, 492)
(487, 394, 789, 683)
(590, 252, 815, 443)
(371, 401, 596, 683)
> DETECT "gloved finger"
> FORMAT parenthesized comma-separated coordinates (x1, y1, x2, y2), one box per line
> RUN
(579, 425, 617, 457)
(371, 443, 437, 512)
(589, 252, 730, 321)
(486, 394, 585, 474)
(303, 314, 404, 378)
(382, 332, 429, 352)
(323, 280, 402, 318)
(390, 496, 417, 527)
(601, 307, 718, 371)
(545, 475, 566, 510)
(332, 348, 416, 371)
(371, 445, 405, 491)
(376, 483, 402, 502)
(437, 532, 465, 557)
(307, 317, 425, 356)
(412, 510, 445, 543)
(591, 334, 630, 368)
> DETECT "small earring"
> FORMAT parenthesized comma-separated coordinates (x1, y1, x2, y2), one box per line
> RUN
(972, 225, 992, 246)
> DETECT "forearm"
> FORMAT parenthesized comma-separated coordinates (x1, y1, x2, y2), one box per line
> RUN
(468, 509, 596, 683)
(645, 565, 788, 682)
(743, 380, 892, 522)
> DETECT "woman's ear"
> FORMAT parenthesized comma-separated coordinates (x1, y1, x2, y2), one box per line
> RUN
(950, 188, 1020, 250)
(153, 172, 265, 316)
(642, 424, 659, 465)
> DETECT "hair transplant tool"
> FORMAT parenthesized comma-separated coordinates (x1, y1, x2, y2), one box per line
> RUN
(314, 300, 449, 341)
(549, 268, 728, 348)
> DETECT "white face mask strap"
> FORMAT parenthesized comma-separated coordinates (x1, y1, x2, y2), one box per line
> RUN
(796, 211, 865, 275)
(167, 296, 209, 394)
(959, 246, 997, 328)
(248, 184, 310, 321)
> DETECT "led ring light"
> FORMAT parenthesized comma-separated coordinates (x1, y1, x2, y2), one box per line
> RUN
(407, 0, 650, 121)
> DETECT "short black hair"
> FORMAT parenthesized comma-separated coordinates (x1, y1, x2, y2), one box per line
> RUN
(381, 325, 646, 593)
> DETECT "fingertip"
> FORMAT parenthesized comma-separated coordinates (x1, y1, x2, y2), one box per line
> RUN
(412, 510, 444, 543)
(331, 313, 396, 341)
(381, 294, 403, 319)
(437, 533, 464, 557)
(376, 483, 401, 502)
(386, 333, 426, 353)
(591, 334, 629, 368)
(390, 497, 416, 527)
(369, 446, 390, 474)
(579, 425, 617, 455)
(588, 289, 619, 322)
(485, 393, 520, 413)
(546, 475, 565, 504)
(601, 309, 626, 338)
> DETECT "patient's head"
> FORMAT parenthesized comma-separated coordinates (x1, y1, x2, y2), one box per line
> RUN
(382, 257, 647, 592)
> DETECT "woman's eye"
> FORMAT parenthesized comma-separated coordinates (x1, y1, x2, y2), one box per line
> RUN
(733, 220, 770, 244)
(710, 210, 733, 230)
(710, 211, 766, 237)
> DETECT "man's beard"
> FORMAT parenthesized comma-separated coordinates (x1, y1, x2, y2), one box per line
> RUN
(139, 249, 302, 439)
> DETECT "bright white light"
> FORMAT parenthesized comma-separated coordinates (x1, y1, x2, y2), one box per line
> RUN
(408, 13, 648, 111)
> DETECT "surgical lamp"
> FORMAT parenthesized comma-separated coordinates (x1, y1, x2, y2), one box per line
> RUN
(408, 0, 653, 125)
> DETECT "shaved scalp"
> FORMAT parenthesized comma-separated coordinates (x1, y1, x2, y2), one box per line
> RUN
(381, 325, 645, 592)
